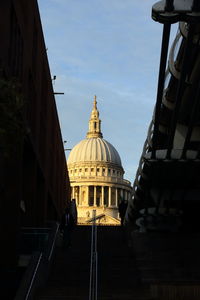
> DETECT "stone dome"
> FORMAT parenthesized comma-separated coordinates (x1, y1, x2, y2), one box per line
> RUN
(67, 96, 132, 226)
(67, 137, 122, 167)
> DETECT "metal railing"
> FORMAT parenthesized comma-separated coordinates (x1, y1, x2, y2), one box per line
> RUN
(15, 223, 59, 300)
(19, 227, 50, 254)
(89, 210, 98, 300)
(46, 222, 60, 261)
(24, 252, 43, 300)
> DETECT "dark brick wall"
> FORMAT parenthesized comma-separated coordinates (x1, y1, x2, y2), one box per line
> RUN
(0, 0, 70, 267)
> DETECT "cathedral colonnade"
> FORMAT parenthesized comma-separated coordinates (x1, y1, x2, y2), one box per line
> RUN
(71, 185, 131, 208)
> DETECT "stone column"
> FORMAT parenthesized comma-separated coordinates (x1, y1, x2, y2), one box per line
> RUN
(86, 186, 89, 206)
(79, 186, 82, 206)
(101, 186, 104, 206)
(72, 186, 75, 199)
(75, 187, 78, 205)
(94, 186, 97, 206)
(108, 186, 111, 207)
(115, 187, 118, 207)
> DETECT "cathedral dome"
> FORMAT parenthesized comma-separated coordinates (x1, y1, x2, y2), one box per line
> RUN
(67, 96, 122, 168)
(67, 137, 122, 167)
(67, 96, 131, 226)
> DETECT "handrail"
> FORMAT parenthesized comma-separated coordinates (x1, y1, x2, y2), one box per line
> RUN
(15, 222, 59, 300)
(89, 210, 98, 300)
(25, 253, 43, 300)
(21, 227, 50, 230)
(48, 222, 59, 261)
(15, 252, 43, 300)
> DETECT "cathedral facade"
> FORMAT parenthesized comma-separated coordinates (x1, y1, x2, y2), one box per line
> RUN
(67, 96, 132, 225)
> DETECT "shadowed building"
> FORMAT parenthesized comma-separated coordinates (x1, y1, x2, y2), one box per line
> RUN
(67, 96, 132, 225)
(0, 0, 70, 282)
(125, 1, 200, 299)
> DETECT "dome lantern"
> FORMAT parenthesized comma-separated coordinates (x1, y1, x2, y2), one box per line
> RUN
(86, 95, 103, 138)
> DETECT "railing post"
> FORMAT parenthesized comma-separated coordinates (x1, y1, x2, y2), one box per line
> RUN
(89, 210, 98, 300)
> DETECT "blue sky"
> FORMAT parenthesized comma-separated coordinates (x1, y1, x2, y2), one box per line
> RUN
(37, 0, 177, 182)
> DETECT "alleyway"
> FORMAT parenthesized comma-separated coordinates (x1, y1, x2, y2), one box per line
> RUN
(35, 226, 150, 300)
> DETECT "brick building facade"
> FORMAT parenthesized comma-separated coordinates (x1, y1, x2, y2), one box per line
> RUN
(0, 0, 70, 267)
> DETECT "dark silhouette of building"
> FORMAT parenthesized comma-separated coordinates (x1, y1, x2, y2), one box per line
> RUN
(125, 0, 200, 298)
(0, 0, 70, 274)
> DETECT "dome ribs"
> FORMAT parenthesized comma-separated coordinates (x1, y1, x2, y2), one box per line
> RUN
(96, 138, 102, 161)
(84, 138, 90, 161)
(67, 137, 122, 167)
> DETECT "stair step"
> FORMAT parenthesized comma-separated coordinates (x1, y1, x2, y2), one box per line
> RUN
(35, 226, 150, 300)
